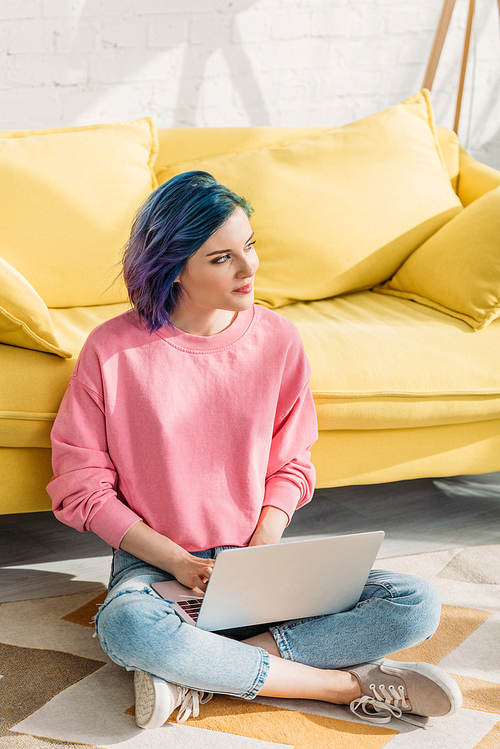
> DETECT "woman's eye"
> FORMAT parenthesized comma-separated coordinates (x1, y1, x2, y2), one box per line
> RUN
(212, 242, 255, 264)
(212, 254, 230, 264)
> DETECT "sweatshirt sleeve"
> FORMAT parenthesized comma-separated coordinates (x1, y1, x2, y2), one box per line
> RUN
(47, 357, 142, 549)
(263, 332, 318, 523)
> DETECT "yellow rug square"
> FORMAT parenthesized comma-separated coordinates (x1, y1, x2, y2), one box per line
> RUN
(388, 605, 491, 664)
(170, 694, 397, 748)
(473, 721, 500, 748)
(61, 591, 107, 628)
(451, 675, 500, 714)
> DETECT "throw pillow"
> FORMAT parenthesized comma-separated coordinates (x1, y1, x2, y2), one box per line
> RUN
(373, 186, 500, 330)
(0, 256, 71, 357)
(157, 89, 462, 308)
(0, 117, 158, 308)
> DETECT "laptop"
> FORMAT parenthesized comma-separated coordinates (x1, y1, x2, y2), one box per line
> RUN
(152, 530, 384, 632)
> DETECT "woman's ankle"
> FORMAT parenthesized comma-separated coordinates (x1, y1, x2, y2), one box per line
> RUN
(256, 658, 363, 704)
(327, 670, 363, 705)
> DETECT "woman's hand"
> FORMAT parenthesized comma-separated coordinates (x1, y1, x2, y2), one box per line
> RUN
(169, 553, 214, 593)
(120, 521, 213, 591)
(248, 505, 289, 547)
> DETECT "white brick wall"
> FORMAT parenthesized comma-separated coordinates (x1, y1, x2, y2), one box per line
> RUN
(0, 0, 498, 168)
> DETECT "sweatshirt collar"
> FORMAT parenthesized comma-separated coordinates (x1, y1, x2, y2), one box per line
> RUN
(154, 305, 255, 352)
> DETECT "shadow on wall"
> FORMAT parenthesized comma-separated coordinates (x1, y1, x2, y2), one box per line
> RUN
(438, 0, 500, 168)
(467, 0, 500, 169)
(473, 143, 500, 171)
(75, 0, 270, 127)
(172, 0, 271, 127)
(469, 124, 500, 171)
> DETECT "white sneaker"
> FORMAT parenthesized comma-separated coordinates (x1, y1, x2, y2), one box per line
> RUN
(134, 670, 213, 729)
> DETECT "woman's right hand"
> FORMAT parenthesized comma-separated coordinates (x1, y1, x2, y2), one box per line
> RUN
(170, 553, 215, 593)
(120, 521, 214, 592)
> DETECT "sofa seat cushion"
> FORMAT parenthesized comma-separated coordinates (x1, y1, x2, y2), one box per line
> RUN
(5, 293, 499, 448)
(277, 292, 500, 430)
(0, 302, 130, 449)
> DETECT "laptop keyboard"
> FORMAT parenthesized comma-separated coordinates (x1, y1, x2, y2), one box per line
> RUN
(177, 598, 203, 622)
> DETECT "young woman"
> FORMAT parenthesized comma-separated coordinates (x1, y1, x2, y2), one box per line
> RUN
(48, 171, 462, 730)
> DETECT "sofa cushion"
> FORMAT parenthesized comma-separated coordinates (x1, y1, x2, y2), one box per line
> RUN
(436, 126, 459, 193)
(155, 124, 460, 193)
(0, 118, 158, 308)
(458, 145, 500, 206)
(373, 186, 500, 330)
(157, 90, 462, 309)
(0, 257, 71, 358)
(276, 292, 500, 430)
(0, 302, 130, 449)
(155, 126, 332, 181)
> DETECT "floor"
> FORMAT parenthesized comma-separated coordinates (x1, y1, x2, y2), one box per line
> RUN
(1, 473, 499, 604)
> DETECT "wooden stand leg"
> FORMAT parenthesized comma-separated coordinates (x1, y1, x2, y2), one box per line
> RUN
(423, 0, 458, 90)
(423, 0, 500, 135)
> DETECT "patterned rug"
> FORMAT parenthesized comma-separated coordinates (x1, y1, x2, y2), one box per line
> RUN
(1, 545, 499, 749)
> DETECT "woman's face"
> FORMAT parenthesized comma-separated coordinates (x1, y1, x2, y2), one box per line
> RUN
(176, 207, 259, 317)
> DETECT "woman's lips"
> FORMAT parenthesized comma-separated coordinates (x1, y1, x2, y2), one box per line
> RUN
(232, 282, 253, 294)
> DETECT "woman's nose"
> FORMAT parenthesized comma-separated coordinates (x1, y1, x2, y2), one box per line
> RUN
(238, 254, 258, 278)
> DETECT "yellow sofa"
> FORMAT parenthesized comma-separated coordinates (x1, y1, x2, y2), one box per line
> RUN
(2, 90, 500, 514)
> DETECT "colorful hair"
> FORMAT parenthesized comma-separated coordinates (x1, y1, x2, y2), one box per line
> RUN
(122, 171, 252, 332)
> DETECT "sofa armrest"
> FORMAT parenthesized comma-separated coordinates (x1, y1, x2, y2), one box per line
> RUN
(458, 146, 500, 206)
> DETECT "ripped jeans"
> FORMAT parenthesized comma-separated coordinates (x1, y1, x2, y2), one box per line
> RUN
(95, 548, 441, 700)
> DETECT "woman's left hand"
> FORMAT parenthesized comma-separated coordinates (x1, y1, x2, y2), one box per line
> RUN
(248, 505, 289, 546)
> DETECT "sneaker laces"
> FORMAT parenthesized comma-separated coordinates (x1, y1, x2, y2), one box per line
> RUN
(350, 682, 426, 728)
(176, 687, 213, 723)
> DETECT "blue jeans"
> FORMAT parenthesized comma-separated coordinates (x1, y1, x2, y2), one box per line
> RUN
(95, 547, 441, 700)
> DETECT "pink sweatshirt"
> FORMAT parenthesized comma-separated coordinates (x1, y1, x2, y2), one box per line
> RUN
(47, 305, 318, 552)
